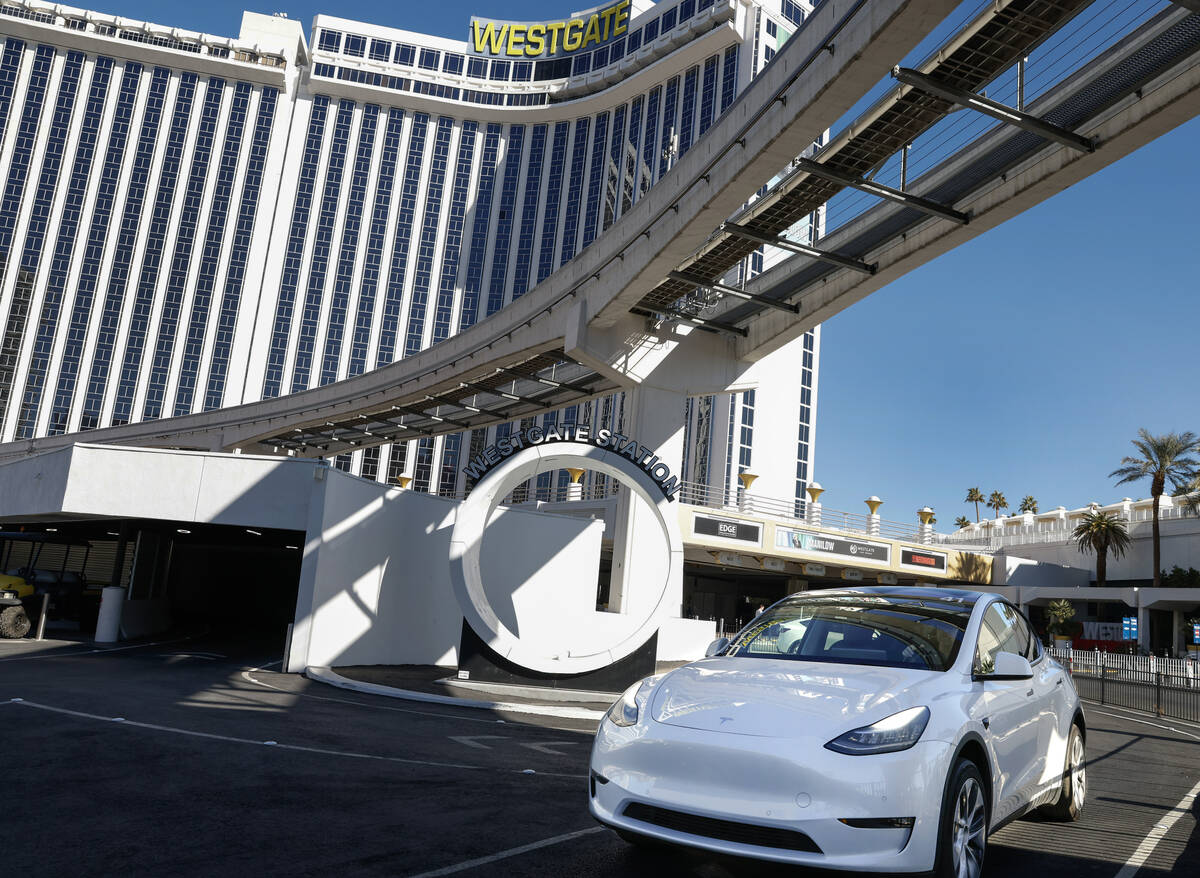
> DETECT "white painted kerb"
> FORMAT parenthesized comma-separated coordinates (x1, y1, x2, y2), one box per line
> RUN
(448, 442, 683, 674)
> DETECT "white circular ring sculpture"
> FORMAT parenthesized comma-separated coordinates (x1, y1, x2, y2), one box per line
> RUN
(447, 442, 683, 674)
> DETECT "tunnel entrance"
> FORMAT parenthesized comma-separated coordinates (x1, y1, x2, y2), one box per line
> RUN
(0, 518, 303, 648)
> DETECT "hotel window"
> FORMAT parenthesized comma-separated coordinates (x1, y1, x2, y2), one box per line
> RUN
(394, 43, 416, 66)
(345, 34, 365, 57)
(317, 29, 342, 52)
(661, 8, 677, 30)
(419, 48, 439, 70)
(443, 53, 464, 75)
(572, 53, 591, 76)
(489, 59, 510, 81)
(512, 60, 532, 81)
(644, 18, 659, 41)
(609, 37, 625, 62)
(467, 56, 487, 78)
(627, 29, 642, 52)
(680, 0, 696, 18)
(369, 39, 391, 61)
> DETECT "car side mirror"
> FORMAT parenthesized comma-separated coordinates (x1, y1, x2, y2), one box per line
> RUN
(976, 652, 1033, 681)
(705, 637, 730, 657)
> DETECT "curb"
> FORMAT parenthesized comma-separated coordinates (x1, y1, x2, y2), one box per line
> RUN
(435, 676, 619, 703)
(304, 666, 608, 721)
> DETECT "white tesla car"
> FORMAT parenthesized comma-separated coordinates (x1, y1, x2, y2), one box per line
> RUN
(589, 588, 1085, 876)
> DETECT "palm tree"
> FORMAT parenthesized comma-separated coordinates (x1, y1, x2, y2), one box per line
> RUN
(954, 515, 971, 530)
(965, 487, 984, 522)
(1071, 510, 1132, 588)
(987, 490, 1008, 520)
(1111, 429, 1200, 588)
(1019, 495, 1038, 514)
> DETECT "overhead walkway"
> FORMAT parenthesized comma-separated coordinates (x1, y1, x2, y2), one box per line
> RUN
(1, 0, 1198, 460)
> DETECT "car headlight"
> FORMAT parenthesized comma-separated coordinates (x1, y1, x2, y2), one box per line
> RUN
(825, 706, 930, 755)
(0, 590, 15, 600)
(606, 676, 659, 727)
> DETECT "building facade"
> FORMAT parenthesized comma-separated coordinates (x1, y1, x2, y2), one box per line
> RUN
(0, 0, 819, 507)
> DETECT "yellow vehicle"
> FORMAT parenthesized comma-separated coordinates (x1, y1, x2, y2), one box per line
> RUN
(0, 573, 33, 638)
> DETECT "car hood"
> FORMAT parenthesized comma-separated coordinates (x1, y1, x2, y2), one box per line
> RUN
(649, 657, 941, 739)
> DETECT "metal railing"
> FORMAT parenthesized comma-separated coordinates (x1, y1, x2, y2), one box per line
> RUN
(677, 480, 926, 542)
(1051, 647, 1200, 723)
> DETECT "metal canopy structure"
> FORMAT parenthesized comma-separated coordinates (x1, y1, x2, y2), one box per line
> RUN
(269, 352, 615, 454)
(635, 0, 1095, 317)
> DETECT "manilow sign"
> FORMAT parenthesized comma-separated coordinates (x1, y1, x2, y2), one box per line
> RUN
(469, 1, 631, 58)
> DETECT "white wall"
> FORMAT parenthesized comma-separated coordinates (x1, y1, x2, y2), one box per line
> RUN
(997, 519, 1200, 583)
(292, 470, 609, 670)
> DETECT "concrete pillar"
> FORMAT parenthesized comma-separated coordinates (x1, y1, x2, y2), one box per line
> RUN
(1137, 602, 1150, 651)
(918, 507, 935, 545)
(1173, 609, 1183, 657)
(738, 472, 758, 514)
(566, 467, 585, 501)
(807, 483, 823, 527)
(608, 382, 686, 619)
(865, 496, 883, 538)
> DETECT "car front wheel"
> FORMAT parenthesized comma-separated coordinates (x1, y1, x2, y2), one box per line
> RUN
(934, 758, 987, 878)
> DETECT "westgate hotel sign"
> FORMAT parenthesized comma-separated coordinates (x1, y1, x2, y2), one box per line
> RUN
(469, 1, 632, 58)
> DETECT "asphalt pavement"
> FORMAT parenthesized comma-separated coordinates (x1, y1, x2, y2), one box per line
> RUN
(2, 631, 1197, 877)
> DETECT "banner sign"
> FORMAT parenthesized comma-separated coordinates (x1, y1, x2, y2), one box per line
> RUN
(775, 527, 891, 565)
(693, 515, 761, 545)
(1122, 616, 1138, 640)
(469, 1, 631, 58)
(1193, 623, 1199, 644)
(900, 548, 948, 572)
(461, 424, 680, 501)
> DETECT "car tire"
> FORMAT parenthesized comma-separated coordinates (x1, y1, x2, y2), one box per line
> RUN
(1040, 724, 1085, 822)
(0, 605, 31, 638)
(933, 758, 988, 878)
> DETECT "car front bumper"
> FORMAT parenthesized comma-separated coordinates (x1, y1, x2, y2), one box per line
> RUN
(590, 716, 956, 872)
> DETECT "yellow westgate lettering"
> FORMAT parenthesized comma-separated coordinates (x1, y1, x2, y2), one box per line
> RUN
(506, 24, 527, 56)
(563, 18, 585, 51)
(526, 24, 546, 56)
(613, 1, 630, 36)
(545, 21, 565, 54)
(599, 6, 616, 41)
(582, 14, 602, 48)
(471, 21, 508, 55)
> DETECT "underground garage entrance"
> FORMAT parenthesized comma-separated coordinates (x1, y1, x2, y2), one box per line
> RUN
(0, 519, 303, 647)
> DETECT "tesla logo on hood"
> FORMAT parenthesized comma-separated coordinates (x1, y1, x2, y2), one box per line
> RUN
(720, 716, 734, 724)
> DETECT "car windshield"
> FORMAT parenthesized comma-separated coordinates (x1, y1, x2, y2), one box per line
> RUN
(725, 593, 971, 671)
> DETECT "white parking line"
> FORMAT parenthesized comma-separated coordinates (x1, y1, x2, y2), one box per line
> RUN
(1113, 776, 1200, 878)
(403, 826, 605, 877)
(1090, 707, 1200, 741)
(0, 631, 203, 661)
(8, 697, 586, 779)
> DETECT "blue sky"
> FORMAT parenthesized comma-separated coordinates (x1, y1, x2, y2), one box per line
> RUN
(79, 1, 1200, 526)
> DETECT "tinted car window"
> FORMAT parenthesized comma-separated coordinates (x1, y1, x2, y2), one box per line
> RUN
(975, 603, 1028, 673)
(727, 593, 970, 671)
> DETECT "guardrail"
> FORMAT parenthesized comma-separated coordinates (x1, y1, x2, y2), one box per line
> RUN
(1051, 647, 1200, 723)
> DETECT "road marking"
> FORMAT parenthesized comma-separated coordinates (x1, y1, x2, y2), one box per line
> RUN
(519, 741, 580, 756)
(0, 631, 203, 662)
(9, 698, 585, 779)
(240, 664, 595, 732)
(403, 826, 605, 877)
(1112, 775, 1200, 878)
(448, 735, 508, 750)
(1090, 707, 1200, 741)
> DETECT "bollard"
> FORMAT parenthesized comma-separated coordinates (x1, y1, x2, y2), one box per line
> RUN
(94, 586, 125, 643)
(35, 592, 48, 640)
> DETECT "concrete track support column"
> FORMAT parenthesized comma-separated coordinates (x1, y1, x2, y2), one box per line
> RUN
(608, 382, 686, 619)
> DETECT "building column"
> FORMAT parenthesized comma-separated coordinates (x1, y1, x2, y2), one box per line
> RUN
(608, 382, 686, 621)
(1172, 609, 1183, 657)
(1137, 602, 1150, 652)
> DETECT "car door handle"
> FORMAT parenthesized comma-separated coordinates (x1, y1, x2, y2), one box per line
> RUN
(1026, 689, 1034, 697)
(1056, 678, 1064, 687)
